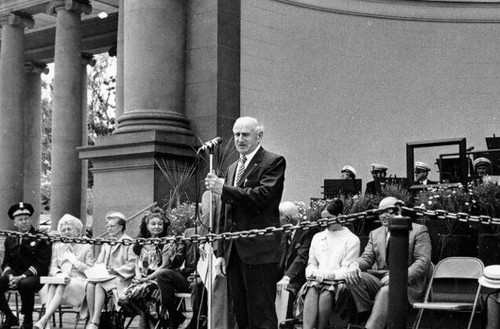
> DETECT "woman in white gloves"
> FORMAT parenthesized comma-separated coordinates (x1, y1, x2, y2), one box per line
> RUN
(302, 199, 360, 329)
(34, 214, 95, 329)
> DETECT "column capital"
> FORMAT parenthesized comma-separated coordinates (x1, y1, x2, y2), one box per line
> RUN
(0, 13, 34, 29)
(81, 52, 96, 67)
(24, 62, 50, 75)
(46, 0, 92, 16)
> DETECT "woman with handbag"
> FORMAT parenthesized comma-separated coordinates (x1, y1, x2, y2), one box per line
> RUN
(34, 214, 95, 329)
(118, 206, 186, 329)
(85, 212, 137, 329)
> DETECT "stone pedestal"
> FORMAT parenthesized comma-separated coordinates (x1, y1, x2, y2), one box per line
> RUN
(0, 14, 34, 230)
(79, 131, 196, 238)
(48, 0, 92, 228)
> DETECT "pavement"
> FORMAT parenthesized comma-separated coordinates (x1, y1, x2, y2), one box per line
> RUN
(2, 295, 193, 329)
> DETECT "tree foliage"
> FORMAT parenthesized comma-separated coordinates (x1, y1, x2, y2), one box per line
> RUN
(41, 53, 117, 211)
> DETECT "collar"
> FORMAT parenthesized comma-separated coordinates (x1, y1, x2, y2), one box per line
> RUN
(241, 144, 261, 165)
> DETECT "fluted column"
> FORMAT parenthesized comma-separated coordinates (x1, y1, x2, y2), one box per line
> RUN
(0, 13, 34, 230)
(115, 0, 124, 119)
(23, 62, 49, 227)
(80, 53, 95, 226)
(47, 0, 92, 228)
(115, 0, 193, 140)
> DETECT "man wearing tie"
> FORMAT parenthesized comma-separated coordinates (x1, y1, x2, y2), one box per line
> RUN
(205, 116, 286, 329)
(345, 197, 432, 329)
(414, 161, 437, 185)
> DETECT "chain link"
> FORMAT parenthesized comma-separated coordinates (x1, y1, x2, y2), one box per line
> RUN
(3, 206, 499, 246)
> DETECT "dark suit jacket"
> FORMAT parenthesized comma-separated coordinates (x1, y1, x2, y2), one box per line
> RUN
(277, 227, 318, 295)
(365, 180, 383, 195)
(2, 226, 52, 277)
(356, 223, 432, 304)
(216, 147, 286, 265)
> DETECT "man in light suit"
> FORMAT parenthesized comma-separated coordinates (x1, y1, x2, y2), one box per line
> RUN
(205, 116, 286, 329)
(346, 197, 432, 329)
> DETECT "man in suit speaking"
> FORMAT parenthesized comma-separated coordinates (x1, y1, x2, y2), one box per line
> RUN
(205, 116, 286, 329)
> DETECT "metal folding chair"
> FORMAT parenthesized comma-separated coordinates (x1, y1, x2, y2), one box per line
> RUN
(412, 257, 484, 329)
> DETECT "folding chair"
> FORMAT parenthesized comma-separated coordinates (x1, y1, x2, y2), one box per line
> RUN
(412, 257, 484, 329)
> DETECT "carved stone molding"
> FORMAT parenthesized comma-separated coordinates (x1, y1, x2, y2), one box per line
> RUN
(0, 13, 34, 29)
(46, 0, 92, 16)
(275, 0, 500, 23)
(24, 62, 50, 75)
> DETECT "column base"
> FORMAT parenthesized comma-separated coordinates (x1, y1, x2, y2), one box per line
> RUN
(114, 110, 194, 137)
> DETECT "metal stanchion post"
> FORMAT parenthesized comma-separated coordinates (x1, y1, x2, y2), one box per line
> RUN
(207, 151, 214, 329)
(388, 216, 412, 329)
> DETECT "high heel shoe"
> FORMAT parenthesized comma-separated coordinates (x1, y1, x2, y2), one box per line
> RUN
(85, 322, 99, 329)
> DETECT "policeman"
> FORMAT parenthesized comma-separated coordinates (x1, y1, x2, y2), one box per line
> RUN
(0, 202, 51, 329)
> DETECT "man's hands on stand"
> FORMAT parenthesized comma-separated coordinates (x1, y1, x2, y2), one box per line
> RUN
(205, 173, 224, 195)
(214, 257, 226, 277)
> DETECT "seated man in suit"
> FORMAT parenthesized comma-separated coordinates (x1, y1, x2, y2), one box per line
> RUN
(345, 197, 432, 329)
(414, 161, 437, 185)
(365, 164, 388, 195)
(277, 201, 318, 318)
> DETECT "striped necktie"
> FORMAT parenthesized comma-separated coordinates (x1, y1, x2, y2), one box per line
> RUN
(234, 155, 247, 186)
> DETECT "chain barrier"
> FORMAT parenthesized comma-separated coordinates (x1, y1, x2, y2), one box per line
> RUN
(3, 206, 500, 246)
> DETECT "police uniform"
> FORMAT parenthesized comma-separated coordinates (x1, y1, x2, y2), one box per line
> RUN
(0, 203, 52, 329)
(365, 164, 388, 195)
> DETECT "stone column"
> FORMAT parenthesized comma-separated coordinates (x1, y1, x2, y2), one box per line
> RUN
(0, 14, 34, 230)
(116, 0, 193, 138)
(115, 0, 124, 119)
(23, 62, 49, 227)
(80, 53, 95, 227)
(47, 0, 92, 228)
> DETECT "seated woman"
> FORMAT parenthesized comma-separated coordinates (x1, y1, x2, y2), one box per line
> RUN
(302, 199, 360, 329)
(34, 214, 95, 329)
(85, 212, 137, 329)
(119, 207, 187, 329)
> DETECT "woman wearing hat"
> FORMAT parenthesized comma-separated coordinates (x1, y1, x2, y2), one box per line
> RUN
(301, 199, 360, 329)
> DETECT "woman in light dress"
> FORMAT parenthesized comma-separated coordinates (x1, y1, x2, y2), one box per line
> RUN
(34, 214, 95, 329)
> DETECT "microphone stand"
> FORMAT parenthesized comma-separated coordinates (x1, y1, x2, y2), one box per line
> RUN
(206, 147, 214, 329)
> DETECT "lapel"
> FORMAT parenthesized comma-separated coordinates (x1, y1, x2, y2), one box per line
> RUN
(237, 147, 265, 187)
(380, 227, 389, 265)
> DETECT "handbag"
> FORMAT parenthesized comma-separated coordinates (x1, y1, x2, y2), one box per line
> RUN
(98, 310, 124, 329)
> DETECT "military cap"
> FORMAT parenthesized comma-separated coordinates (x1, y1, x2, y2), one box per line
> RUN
(473, 157, 492, 170)
(341, 165, 357, 178)
(8, 202, 34, 219)
(415, 161, 432, 172)
(371, 163, 388, 173)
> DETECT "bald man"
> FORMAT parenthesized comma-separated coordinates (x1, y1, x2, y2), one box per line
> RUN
(205, 116, 286, 329)
(277, 202, 318, 318)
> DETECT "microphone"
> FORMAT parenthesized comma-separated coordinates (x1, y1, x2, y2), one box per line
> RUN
(197, 137, 222, 154)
